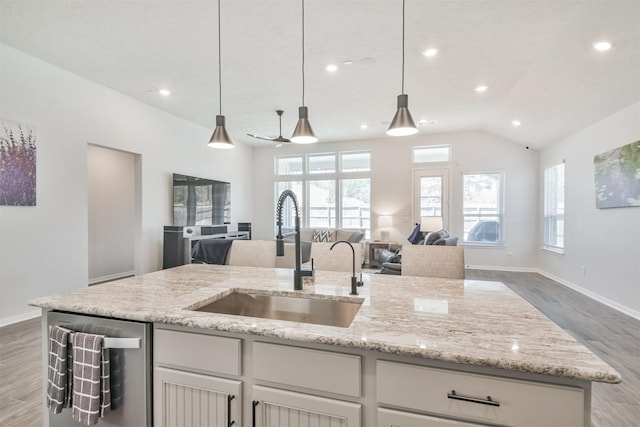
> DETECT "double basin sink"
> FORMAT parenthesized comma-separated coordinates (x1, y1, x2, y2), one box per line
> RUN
(190, 289, 363, 328)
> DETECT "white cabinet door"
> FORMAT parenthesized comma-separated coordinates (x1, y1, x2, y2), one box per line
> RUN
(252, 385, 361, 427)
(154, 367, 241, 427)
(378, 408, 485, 426)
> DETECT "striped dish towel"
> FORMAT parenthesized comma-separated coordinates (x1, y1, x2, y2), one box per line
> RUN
(71, 333, 111, 425)
(46, 325, 72, 413)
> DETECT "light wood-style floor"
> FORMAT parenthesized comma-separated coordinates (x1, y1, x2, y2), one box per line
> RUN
(1, 270, 638, 426)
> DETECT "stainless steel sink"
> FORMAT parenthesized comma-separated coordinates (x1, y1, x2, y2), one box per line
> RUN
(191, 290, 363, 328)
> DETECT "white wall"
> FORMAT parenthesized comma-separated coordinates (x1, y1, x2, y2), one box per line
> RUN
(252, 130, 539, 270)
(0, 45, 254, 325)
(87, 145, 136, 283)
(539, 102, 640, 316)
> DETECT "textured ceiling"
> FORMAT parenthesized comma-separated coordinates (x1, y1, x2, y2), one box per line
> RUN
(1, 0, 639, 149)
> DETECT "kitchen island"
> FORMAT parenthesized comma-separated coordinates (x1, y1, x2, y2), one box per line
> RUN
(31, 264, 620, 427)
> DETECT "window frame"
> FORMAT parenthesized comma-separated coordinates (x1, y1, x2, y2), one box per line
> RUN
(462, 171, 505, 246)
(275, 151, 371, 238)
(543, 162, 565, 254)
(412, 144, 452, 164)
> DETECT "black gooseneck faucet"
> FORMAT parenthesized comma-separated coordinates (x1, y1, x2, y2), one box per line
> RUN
(330, 240, 364, 295)
(275, 190, 314, 290)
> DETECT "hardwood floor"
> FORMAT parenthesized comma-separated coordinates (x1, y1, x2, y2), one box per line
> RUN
(1, 271, 638, 426)
(0, 316, 42, 427)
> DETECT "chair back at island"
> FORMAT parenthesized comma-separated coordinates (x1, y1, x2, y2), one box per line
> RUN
(226, 240, 276, 268)
(401, 245, 465, 279)
(310, 242, 363, 273)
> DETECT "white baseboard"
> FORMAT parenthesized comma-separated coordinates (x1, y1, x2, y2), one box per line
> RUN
(467, 264, 640, 321)
(535, 269, 640, 321)
(465, 264, 537, 273)
(88, 270, 135, 285)
(0, 309, 41, 327)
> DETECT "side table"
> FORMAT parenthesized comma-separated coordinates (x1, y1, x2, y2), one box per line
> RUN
(366, 241, 391, 269)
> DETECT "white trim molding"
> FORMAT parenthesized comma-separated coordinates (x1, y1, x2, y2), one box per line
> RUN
(536, 269, 640, 321)
(0, 309, 41, 327)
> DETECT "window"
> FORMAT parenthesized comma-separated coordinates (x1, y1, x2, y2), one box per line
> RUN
(341, 179, 370, 230)
(544, 163, 565, 252)
(275, 151, 370, 237)
(308, 180, 336, 228)
(340, 151, 370, 172)
(308, 153, 336, 174)
(276, 155, 303, 175)
(413, 145, 451, 163)
(463, 172, 504, 244)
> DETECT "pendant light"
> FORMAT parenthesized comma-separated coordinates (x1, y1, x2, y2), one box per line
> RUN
(387, 0, 418, 136)
(291, 0, 318, 144)
(208, 0, 234, 149)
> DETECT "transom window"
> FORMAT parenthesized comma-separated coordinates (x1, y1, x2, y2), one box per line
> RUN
(413, 145, 451, 163)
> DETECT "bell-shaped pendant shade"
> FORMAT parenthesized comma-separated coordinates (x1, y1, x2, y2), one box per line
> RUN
(291, 106, 318, 144)
(387, 94, 418, 136)
(208, 115, 234, 149)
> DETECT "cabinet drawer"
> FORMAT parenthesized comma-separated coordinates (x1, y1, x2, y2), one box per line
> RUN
(253, 342, 361, 397)
(154, 328, 241, 376)
(378, 408, 483, 426)
(377, 361, 584, 427)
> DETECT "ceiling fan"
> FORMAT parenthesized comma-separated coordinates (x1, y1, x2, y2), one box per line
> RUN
(247, 110, 291, 148)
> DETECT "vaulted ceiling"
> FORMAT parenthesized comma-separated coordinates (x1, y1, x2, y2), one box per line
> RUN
(1, 0, 639, 149)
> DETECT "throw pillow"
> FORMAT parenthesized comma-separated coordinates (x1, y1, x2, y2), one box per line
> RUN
(424, 230, 446, 245)
(407, 223, 422, 244)
(313, 229, 331, 242)
(347, 231, 364, 243)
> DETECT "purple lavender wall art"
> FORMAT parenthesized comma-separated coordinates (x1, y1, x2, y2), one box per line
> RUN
(0, 119, 37, 206)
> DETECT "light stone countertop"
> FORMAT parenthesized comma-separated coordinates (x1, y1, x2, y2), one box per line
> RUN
(29, 264, 621, 384)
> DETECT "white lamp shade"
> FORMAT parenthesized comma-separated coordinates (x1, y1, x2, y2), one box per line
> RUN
(421, 216, 443, 232)
(378, 215, 393, 229)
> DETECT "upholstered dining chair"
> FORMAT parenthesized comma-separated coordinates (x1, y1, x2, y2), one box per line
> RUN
(400, 245, 465, 279)
(309, 242, 363, 273)
(226, 240, 276, 268)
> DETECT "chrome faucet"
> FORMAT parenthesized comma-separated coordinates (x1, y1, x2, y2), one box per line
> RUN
(330, 240, 363, 295)
(275, 190, 314, 290)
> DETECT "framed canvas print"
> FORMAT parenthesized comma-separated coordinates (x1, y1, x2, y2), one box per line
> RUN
(594, 140, 640, 209)
(0, 118, 37, 206)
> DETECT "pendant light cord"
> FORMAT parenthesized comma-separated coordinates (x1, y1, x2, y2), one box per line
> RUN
(301, 0, 306, 106)
(401, 0, 405, 95)
(218, 0, 222, 115)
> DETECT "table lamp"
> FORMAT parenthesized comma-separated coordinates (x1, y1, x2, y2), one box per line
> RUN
(378, 215, 392, 242)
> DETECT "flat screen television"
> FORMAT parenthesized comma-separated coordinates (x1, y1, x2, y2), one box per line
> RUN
(172, 173, 230, 226)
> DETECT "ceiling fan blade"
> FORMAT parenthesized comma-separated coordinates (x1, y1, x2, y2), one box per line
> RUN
(246, 133, 277, 142)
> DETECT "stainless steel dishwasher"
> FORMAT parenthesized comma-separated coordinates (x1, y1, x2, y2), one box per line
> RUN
(47, 311, 152, 427)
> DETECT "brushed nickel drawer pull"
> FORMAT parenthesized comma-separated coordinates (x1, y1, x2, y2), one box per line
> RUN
(447, 390, 500, 407)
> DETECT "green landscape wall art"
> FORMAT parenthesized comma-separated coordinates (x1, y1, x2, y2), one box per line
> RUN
(594, 140, 640, 209)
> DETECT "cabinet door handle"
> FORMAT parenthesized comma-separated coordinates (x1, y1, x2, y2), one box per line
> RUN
(227, 394, 235, 426)
(252, 400, 260, 427)
(447, 390, 500, 407)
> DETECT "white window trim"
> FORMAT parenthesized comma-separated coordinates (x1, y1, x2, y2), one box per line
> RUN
(542, 162, 565, 254)
(462, 170, 505, 247)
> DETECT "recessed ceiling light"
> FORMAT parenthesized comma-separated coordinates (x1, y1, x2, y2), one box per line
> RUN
(512, 120, 521, 127)
(593, 41, 612, 51)
(422, 48, 439, 57)
(475, 85, 488, 93)
(326, 64, 338, 72)
(158, 88, 171, 96)
(360, 124, 368, 129)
